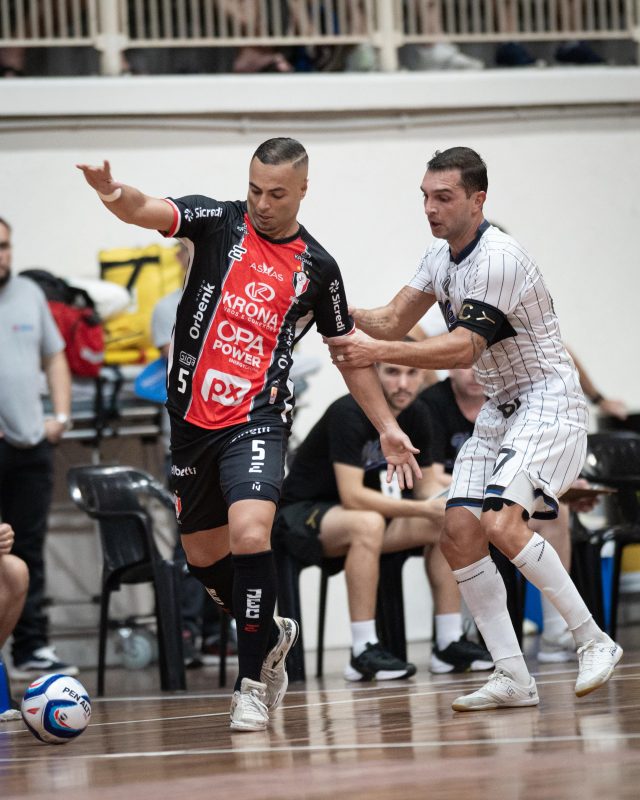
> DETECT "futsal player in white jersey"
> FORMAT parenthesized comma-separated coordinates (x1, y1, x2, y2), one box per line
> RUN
(328, 146, 622, 710)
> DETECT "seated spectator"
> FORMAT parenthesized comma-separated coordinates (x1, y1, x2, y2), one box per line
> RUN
(275, 355, 493, 680)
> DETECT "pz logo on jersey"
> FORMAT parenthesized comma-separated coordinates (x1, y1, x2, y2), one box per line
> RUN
(201, 369, 252, 406)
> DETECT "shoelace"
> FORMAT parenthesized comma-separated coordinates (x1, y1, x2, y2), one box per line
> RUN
(577, 639, 603, 668)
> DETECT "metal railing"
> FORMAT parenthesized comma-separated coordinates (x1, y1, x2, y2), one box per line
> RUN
(0, 0, 638, 74)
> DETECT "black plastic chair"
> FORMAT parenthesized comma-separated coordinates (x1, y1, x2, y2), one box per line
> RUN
(578, 431, 640, 637)
(274, 544, 426, 680)
(67, 464, 186, 696)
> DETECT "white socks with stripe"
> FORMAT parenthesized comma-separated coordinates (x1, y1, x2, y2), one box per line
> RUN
(453, 556, 530, 684)
(511, 532, 605, 647)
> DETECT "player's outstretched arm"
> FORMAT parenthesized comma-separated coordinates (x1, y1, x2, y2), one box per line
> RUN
(328, 325, 487, 370)
(339, 364, 422, 490)
(76, 159, 174, 232)
(351, 286, 435, 340)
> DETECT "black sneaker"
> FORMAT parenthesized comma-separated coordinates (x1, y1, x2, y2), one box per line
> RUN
(10, 646, 79, 681)
(430, 636, 494, 674)
(182, 631, 203, 669)
(344, 642, 417, 682)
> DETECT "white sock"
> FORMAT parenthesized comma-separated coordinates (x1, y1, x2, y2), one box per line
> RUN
(512, 533, 605, 647)
(454, 556, 530, 684)
(435, 613, 463, 650)
(540, 593, 569, 640)
(351, 620, 378, 657)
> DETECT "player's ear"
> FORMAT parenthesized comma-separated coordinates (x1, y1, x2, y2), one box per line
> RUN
(300, 177, 308, 199)
(474, 190, 486, 211)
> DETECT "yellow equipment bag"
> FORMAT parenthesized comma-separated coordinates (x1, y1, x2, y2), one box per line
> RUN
(99, 244, 183, 365)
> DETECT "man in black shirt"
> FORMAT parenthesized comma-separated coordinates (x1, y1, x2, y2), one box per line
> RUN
(277, 360, 492, 679)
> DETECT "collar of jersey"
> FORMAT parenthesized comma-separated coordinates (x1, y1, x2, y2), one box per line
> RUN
(250, 218, 303, 245)
(450, 219, 490, 265)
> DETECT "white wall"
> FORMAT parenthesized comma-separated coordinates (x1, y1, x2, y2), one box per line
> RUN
(2, 69, 639, 651)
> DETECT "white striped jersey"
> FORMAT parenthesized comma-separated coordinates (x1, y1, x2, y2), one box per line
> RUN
(409, 222, 587, 429)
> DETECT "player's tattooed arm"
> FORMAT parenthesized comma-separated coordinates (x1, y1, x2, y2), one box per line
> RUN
(351, 286, 435, 340)
(467, 329, 487, 365)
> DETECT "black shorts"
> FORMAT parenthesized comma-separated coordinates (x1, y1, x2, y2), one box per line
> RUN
(169, 416, 289, 533)
(273, 500, 338, 568)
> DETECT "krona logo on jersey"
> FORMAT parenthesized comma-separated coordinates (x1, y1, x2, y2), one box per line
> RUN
(201, 368, 252, 406)
(222, 284, 279, 331)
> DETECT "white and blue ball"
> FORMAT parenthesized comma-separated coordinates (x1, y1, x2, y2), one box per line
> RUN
(21, 674, 91, 744)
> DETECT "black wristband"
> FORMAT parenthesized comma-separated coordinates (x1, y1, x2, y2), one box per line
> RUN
(590, 393, 604, 404)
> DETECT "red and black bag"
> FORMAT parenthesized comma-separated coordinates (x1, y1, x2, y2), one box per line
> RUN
(21, 269, 105, 378)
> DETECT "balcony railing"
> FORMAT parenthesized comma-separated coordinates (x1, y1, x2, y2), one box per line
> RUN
(0, 0, 637, 74)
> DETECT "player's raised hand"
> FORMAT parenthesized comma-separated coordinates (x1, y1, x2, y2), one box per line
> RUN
(76, 159, 120, 195)
(325, 328, 378, 369)
(379, 428, 422, 490)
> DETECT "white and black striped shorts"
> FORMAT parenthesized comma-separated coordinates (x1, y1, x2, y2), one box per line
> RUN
(446, 407, 587, 521)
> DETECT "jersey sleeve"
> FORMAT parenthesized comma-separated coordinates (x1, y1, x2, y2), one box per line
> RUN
(408, 244, 436, 294)
(313, 259, 355, 338)
(161, 195, 231, 240)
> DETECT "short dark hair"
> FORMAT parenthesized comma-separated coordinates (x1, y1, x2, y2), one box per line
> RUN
(0, 216, 11, 232)
(427, 147, 488, 196)
(252, 138, 308, 170)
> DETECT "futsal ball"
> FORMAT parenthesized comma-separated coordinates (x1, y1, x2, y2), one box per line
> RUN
(21, 674, 91, 744)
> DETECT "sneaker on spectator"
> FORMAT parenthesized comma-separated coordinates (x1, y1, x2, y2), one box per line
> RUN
(575, 637, 623, 697)
(430, 636, 494, 673)
(182, 631, 203, 669)
(344, 642, 417, 682)
(555, 41, 604, 65)
(538, 629, 577, 663)
(452, 668, 539, 711)
(495, 42, 539, 67)
(10, 647, 79, 680)
(230, 678, 269, 732)
(201, 623, 238, 665)
(260, 616, 299, 711)
(344, 43, 378, 72)
(401, 43, 484, 71)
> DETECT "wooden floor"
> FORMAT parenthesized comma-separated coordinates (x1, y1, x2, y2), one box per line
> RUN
(3, 631, 640, 800)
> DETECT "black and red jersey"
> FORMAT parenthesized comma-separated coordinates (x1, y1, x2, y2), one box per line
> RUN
(162, 195, 353, 431)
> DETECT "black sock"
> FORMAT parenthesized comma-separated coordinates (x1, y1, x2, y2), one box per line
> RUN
(187, 554, 234, 615)
(232, 550, 278, 690)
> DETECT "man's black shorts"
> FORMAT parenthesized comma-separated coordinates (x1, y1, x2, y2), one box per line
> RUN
(169, 416, 289, 533)
(272, 500, 337, 567)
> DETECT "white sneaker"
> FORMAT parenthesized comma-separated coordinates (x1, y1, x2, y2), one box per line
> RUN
(538, 629, 577, 663)
(452, 668, 539, 711)
(402, 43, 484, 71)
(575, 637, 623, 697)
(10, 646, 79, 680)
(230, 678, 269, 732)
(260, 616, 299, 711)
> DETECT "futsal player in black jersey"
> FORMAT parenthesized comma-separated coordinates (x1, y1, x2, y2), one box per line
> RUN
(77, 138, 421, 731)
